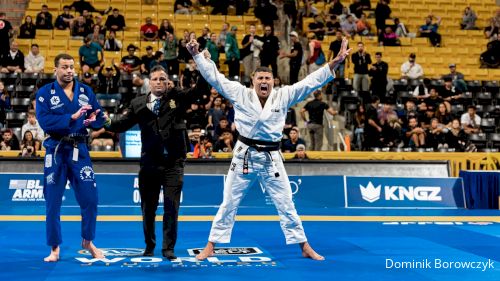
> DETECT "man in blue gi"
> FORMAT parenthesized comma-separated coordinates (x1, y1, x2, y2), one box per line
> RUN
(36, 53, 107, 262)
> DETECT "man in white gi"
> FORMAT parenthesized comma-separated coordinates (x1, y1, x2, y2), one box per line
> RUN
(187, 38, 351, 261)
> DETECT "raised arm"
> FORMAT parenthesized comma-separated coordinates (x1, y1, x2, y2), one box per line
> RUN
(187, 39, 246, 104)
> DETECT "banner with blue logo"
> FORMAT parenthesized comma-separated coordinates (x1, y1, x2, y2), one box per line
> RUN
(345, 176, 466, 209)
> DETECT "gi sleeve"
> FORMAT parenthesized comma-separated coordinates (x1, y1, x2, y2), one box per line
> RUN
(192, 52, 246, 105)
(35, 88, 80, 135)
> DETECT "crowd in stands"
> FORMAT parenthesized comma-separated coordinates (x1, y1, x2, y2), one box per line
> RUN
(0, 0, 499, 157)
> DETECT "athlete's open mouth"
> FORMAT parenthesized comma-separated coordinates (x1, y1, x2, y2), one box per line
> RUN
(260, 84, 268, 93)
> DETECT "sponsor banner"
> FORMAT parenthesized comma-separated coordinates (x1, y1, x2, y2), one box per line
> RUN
(0, 174, 345, 212)
(345, 176, 466, 209)
(76, 247, 279, 268)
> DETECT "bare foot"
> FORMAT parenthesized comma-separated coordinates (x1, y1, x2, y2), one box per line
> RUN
(195, 242, 215, 260)
(300, 242, 325, 261)
(82, 239, 105, 259)
(44, 246, 60, 262)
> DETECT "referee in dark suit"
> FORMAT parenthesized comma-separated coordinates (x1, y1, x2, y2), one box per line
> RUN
(106, 65, 204, 259)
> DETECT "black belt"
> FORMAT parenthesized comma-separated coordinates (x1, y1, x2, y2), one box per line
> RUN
(237, 135, 280, 177)
(50, 134, 88, 144)
(237, 135, 280, 152)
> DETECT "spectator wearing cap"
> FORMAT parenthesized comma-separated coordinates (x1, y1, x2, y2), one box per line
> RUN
(282, 127, 306, 153)
(292, 144, 309, 160)
(104, 30, 122, 51)
(225, 26, 240, 77)
(400, 53, 423, 80)
(279, 31, 302, 84)
(442, 64, 467, 93)
(460, 105, 481, 134)
(260, 25, 280, 77)
(241, 24, 262, 79)
(81, 72, 98, 93)
(419, 14, 442, 47)
(120, 44, 142, 74)
(105, 9, 126, 32)
(79, 36, 103, 73)
(140, 17, 159, 41)
(140, 46, 156, 75)
(440, 77, 462, 110)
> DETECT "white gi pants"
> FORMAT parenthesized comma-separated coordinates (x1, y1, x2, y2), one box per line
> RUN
(208, 141, 307, 245)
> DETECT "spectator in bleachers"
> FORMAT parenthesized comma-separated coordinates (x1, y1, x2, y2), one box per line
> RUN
(419, 103, 435, 130)
(213, 115, 232, 140)
(378, 26, 400, 46)
(435, 103, 452, 127)
(87, 25, 105, 47)
(105, 9, 126, 32)
(192, 132, 213, 158)
(349, 0, 364, 19)
(0, 128, 20, 150)
(163, 32, 180, 75)
(54, 6, 74, 30)
(79, 37, 103, 73)
(380, 114, 403, 149)
(260, 25, 280, 77)
(400, 53, 423, 80)
(405, 116, 425, 149)
(93, 15, 107, 36)
(393, 18, 414, 38)
(426, 118, 447, 150)
(104, 30, 122, 51)
(180, 59, 201, 88)
(82, 10, 94, 28)
(325, 14, 341, 36)
(24, 44, 45, 73)
(20, 130, 38, 157)
(209, 0, 229, 15)
(375, 0, 391, 34)
(18, 16, 36, 39)
(36, 5, 54, 30)
(207, 96, 225, 131)
(460, 105, 481, 135)
(178, 31, 194, 63)
(308, 14, 326, 41)
(140, 46, 155, 75)
(356, 13, 373, 37)
(159, 19, 175, 41)
(328, 31, 347, 78)
(205, 32, 219, 67)
(282, 127, 306, 153)
(341, 14, 357, 38)
(447, 118, 467, 151)
(96, 61, 120, 100)
(364, 95, 382, 149)
(90, 126, 116, 150)
(461, 6, 477, 30)
(71, 16, 91, 38)
(279, 31, 302, 84)
(301, 90, 337, 151)
(424, 88, 442, 112)
(21, 110, 44, 148)
(292, 144, 309, 159)
(442, 64, 467, 93)
(225, 26, 240, 77)
(369, 52, 388, 99)
(1, 41, 24, 73)
(0, 13, 14, 56)
(174, 0, 193, 14)
(197, 26, 210, 50)
(399, 99, 418, 129)
(484, 18, 499, 41)
(352, 105, 365, 150)
(377, 103, 396, 125)
(0, 81, 11, 128)
(329, 0, 344, 16)
(120, 44, 141, 74)
(255, 0, 278, 26)
(480, 39, 500, 68)
(81, 72, 98, 92)
(140, 17, 159, 42)
(185, 102, 207, 129)
(351, 42, 371, 95)
(441, 77, 463, 109)
(69, 0, 112, 16)
(412, 78, 431, 100)
(241, 24, 262, 79)
(218, 23, 229, 53)
(214, 128, 234, 152)
(419, 14, 442, 47)
(307, 33, 324, 74)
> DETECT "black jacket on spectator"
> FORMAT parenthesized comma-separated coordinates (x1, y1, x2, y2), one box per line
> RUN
(97, 65, 120, 94)
(369, 61, 388, 97)
(19, 22, 36, 39)
(352, 51, 372, 74)
(35, 12, 53, 29)
(375, 2, 391, 32)
(105, 14, 126, 31)
(1, 51, 25, 71)
(69, 0, 100, 15)
(254, 0, 278, 26)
